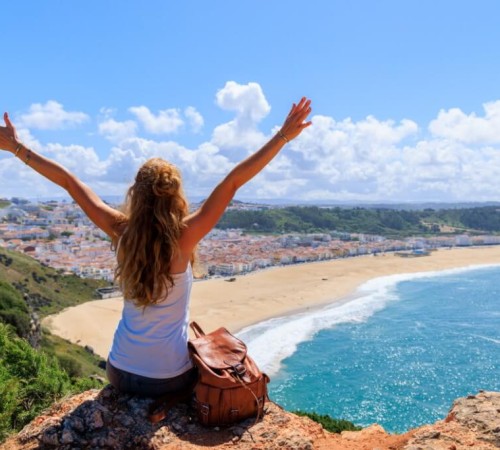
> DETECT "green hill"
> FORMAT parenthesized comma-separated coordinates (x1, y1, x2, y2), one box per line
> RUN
(0, 247, 108, 317)
(0, 248, 108, 398)
(217, 205, 500, 236)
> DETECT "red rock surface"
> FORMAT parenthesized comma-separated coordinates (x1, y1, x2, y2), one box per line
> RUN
(2, 388, 499, 449)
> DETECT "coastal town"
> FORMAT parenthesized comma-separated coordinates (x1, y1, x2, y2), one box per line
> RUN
(2, 198, 500, 287)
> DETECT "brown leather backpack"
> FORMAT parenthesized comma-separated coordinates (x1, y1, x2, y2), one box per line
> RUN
(188, 321, 270, 426)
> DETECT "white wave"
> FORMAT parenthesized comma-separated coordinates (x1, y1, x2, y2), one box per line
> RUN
(470, 334, 500, 344)
(237, 263, 500, 377)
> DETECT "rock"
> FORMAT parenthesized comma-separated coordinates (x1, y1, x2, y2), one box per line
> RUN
(419, 430, 441, 439)
(405, 391, 500, 449)
(89, 374, 107, 384)
(2, 388, 499, 450)
(1, 385, 329, 449)
(40, 427, 59, 446)
(86, 409, 104, 429)
(68, 416, 84, 433)
(60, 427, 74, 444)
(341, 423, 387, 441)
(84, 345, 95, 354)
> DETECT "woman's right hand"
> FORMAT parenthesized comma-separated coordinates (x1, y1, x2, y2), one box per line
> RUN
(0, 113, 20, 153)
(279, 97, 312, 142)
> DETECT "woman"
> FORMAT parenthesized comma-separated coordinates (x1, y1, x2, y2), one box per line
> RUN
(0, 97, 312, 397)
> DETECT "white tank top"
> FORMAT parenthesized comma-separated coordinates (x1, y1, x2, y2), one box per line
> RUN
(108, 265, 194, 378)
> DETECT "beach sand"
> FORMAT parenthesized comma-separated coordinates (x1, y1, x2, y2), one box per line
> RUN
(42, 246, 500, 359)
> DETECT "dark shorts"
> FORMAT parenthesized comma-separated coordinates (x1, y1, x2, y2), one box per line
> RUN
(106, 360, 198, 398)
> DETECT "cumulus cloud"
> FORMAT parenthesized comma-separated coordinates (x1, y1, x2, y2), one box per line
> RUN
(100, 138, 233, 192)
(44, 144, 106, 178)
(7, 85, 500, 204)
(429, 100, 500, 144)
(98, 118, 138, 143)
(216, 81, 270, 121)
(0, 143, 105, 199)
(212, 122, 268, 154)
(129, 106, 184, 134)
(264, 114, 418, 201)
(17, 101, 89, 130)
(184, 106, 204, 133)
(212, 81, 270, 152)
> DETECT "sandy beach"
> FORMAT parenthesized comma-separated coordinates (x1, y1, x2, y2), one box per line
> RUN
(42, 246, 500, 359)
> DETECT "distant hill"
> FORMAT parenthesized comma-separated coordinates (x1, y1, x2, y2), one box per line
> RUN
(217, 205, 500, 237)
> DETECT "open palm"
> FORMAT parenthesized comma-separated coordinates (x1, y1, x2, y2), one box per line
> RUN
(0, 113, 20, 153)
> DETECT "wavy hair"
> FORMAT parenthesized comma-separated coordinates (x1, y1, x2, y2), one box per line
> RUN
(115, 158, 189, 307)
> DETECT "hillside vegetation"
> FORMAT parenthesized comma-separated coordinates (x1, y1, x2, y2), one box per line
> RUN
(217, 205, 500, 236)
(0, 280, 30, 338)
(0, 248, 107, 416)
(0, 323, 101, 442)
(0, 247, 108, 317)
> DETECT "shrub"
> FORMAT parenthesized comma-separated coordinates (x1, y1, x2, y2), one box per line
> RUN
(57, 354, 84, 379)
(292, 410, 362, 433)
(0, 281, 30, 338)
(0, 323, 105, 443)
(0, 365, 19, 440)
(0, 324, 71, 442)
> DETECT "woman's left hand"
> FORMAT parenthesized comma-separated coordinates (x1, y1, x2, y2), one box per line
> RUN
(0, 113, 20, 153)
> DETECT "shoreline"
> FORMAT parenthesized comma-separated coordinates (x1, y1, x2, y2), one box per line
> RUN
(42, 246, 500, 359)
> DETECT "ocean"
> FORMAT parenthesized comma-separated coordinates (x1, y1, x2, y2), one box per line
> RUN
(237, 264, 500, 433)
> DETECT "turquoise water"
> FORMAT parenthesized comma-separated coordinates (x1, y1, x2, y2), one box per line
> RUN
(238, 265, 500, 433)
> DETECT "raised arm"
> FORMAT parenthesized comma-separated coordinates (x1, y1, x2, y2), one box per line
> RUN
(181, 97, 312, 250)
(0, 112, 124, 239)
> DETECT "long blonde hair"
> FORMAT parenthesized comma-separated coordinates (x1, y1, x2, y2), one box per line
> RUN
(115, 158, 189, 307)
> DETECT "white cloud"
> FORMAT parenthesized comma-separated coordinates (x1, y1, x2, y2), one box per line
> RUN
(216, 81, 270, 122)
(212, 81, 271, 152)
(45, 144, 106, 178)
(99, 138, 233, 195)
(278, 114, 419, 201)
(0, 156, 57, 198)
(253, 178, 308, 199)
(0, 143, 105, 199)
(184, 106, 204, 133)
(429, 100, 500, 144)
(7, 87, 500, 204)
(212, 121, 268, 154)
(98, 118, 138, 143)
(129, 106, 184, 134)
(17, 101, 89, 130)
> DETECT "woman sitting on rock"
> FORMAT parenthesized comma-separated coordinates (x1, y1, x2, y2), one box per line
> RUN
(0, 98, 312, 397)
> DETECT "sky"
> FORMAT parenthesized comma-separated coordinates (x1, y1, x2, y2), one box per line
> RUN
(2, 1, 500, 204)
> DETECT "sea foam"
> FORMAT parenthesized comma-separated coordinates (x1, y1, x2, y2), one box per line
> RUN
(237, 263, 500, 377)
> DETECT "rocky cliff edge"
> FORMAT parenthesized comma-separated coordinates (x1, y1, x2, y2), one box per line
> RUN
(2, 388, 499, 450)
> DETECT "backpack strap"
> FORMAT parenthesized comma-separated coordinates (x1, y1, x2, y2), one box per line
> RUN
(190, 321, 206, 338)
(148, 378, 197, 424)
(238, 372, 271, 424)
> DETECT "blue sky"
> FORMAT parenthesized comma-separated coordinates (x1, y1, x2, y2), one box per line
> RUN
(2, 1, 500, 203)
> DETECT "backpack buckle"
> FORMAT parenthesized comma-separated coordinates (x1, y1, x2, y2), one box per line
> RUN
(200, 403, 210, 416)
(225, 361, 247, 377)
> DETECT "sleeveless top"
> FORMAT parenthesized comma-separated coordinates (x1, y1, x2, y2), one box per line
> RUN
(108, 264, 194, 378)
